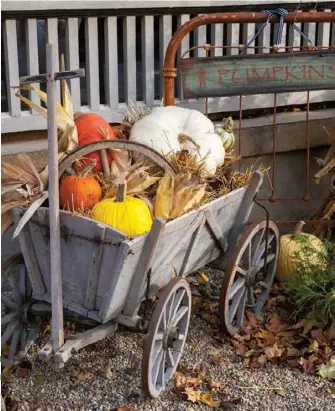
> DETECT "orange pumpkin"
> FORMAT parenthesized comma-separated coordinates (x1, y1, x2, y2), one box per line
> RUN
(75, 113, 117, 172)
(60, 175, 102, 210)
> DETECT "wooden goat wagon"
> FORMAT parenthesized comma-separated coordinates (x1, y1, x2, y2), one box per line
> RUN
(2, 11, 300, 397)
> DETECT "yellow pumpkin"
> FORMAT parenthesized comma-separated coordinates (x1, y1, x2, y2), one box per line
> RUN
(276, 221, 326, 282)
(92, 181, 152, 238)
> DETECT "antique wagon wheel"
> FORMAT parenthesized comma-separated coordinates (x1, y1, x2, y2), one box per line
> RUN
(1, 254, 41, 366)
(58, 140, 177, 178)
(220, 220, 279, 336)
(142, 278, 191, 398)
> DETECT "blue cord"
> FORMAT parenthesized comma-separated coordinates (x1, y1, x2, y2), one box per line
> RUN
(240, 8, 316, 54)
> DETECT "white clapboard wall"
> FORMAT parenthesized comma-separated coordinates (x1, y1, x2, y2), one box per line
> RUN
(1, 1, 334, 136)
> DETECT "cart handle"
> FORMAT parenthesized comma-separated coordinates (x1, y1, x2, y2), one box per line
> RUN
(58, 140, 177, 178)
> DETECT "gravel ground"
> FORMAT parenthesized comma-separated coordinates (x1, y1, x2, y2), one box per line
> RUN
(2, 313, 333, 411)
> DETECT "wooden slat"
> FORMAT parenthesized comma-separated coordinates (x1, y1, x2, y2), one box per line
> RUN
(179, 214, 206, 276)
(258, 22, 270, 54)
(123, 16, 136, 105)
(177, 14, 190, 99)
(85, 17, 100, 110)
(332, 21, 335, 46)
(105, 16, 119, 109)
(317, 10, 331, 47)
(141, 15, 154, 106)
(46, 18, 60, 100)
(242, 22, 255, 54)
(226, 23, 240, 56)
(26, 19, 40, 114)
(273, 22, 287, 48)
(210, 23, 224, 57)
(159, 15, 172, 98)
(303, 20, 316, 48)
(204, 210, 228, 252)
(123, 218, 166, 317)
(3, 20, 21, 117)
(194, 15, 207, 57)
(288, 21, 302, 50)
(85, 225, 106, 310)
(12, 210, 46, 296)
(65, 17, 81, 111)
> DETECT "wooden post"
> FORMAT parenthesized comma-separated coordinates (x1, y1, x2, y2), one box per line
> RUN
(46, 43, 64, 351)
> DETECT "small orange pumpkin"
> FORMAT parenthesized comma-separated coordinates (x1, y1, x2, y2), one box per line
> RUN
(60, 175, 102, 210)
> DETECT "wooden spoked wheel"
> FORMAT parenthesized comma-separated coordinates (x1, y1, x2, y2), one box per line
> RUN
(220, 220, 279, 336)
(142, 278, 191, 398)
(1, 254, 40, 366)
(58, 139, 176, 179)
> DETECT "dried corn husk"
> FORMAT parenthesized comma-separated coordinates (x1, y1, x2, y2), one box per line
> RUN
(105, 162, 161, 198)
(1, 154, 45, 234)
(170, 184, 206, 219)
(154, 174, 175, 219)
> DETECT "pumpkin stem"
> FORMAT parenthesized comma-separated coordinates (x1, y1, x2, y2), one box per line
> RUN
(223, 116, 234, 133)
(292, 220, 306, 238)
(114, 171, 127, 202)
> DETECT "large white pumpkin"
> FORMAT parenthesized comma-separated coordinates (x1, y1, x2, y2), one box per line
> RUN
(129, 106, 225, 175)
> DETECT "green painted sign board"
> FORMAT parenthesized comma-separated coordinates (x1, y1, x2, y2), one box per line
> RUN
(181, 51, 335, 98)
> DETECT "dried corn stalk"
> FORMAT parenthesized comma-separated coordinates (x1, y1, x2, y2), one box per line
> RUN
(1, 154, 45, 234)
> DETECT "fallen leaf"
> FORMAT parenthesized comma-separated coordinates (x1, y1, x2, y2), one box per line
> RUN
(209, 380, 224, 389)
(184, 387, 220, 407)
(266, 314, 287, 334)
(255, 329, 276, 346)
(328, 321, 335, 340)
(326, 386, 335, 398)
(116, 408, 134, 411)
(257, 355, 268, 365)
(245, 349, 257, 358)
(317, 357, 335, 380)
(264, 343, 283, 359)
(311, 328, 325, 344)
(288, 320, 305, 330)
(276, 388, 288, 397)
(232, 340, 246, 357)
(286, 347, 304, 357)
(302, 319, 322, 336)
(2, 345, 10, 356)
(299, 357, 314, 374)
(308, 340, 319, 353)
(175, 371, 203, 389)
(246, 311, 258, 328)
(71, 370, 92, 381)
(212, 356, 225, 366)
(34, 375, 45, 386)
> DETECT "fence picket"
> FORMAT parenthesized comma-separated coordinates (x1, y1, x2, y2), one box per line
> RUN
(46, 18, 60, 101)
(141, 15, 154, 106)
(210, 24, 224, 57)
(123, 16, 136, 105)
(65, 18, 81, 111)
(85, 17, 100, 110)
(26, 19, 40, 113)
(194, 15, 207, 57)
(226, 23, 240, 55)
(159, 15, 172, 99)
(105, 17, 119, 109)
(3, 20, 21, 117)
(177, 14, 190, 100)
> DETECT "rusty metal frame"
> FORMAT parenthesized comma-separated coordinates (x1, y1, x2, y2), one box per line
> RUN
(163, 11, 335, 227)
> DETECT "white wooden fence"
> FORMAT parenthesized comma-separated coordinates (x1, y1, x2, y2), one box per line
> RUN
(1, 0, 335, 135)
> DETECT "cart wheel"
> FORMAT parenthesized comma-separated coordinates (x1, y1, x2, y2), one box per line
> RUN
(220, 220, 279, 336)
(142, 278, 191, 398)
(1, 254, 40, 366)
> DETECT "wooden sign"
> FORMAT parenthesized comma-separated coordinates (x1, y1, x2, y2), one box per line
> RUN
(181, 51, 335, 98)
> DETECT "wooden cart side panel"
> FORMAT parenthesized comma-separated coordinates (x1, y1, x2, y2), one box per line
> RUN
(21, 208, 126, 316)
(121, 187, 246, 318)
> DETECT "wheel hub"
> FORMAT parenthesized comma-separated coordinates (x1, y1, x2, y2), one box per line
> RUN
(245, 266, 260, 286)
(163, 326, 179, 349)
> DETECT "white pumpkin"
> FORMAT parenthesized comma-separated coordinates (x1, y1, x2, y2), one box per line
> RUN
(129, 106, 225, 174)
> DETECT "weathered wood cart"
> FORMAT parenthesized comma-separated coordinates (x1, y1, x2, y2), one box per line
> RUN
(10, 11, 323, 398)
